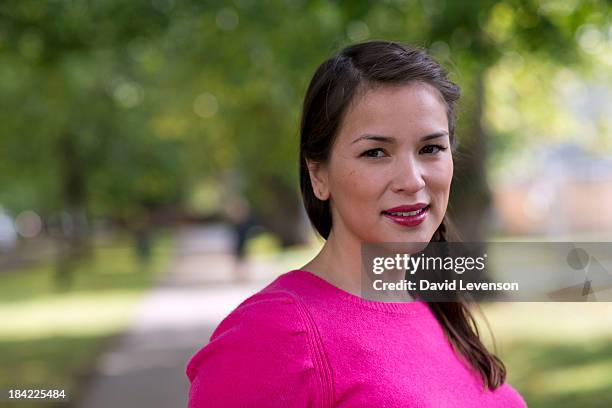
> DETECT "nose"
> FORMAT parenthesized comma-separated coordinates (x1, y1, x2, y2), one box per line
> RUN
(390, 154, 426, 194)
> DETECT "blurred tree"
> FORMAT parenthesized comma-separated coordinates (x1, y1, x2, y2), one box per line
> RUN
(0, 0, 185, 285)
(1, 0, 609, 263)
(422, 0, 611, 240)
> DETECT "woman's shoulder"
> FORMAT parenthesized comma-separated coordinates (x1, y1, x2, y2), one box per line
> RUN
(218, 269, 324, 316)
(186, 271, 332, 407)
(207, 270, 313, 335)
(186, 285, 305, 379)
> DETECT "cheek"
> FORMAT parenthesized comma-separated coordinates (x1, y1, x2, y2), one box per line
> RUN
(331, 160, 377, 199)
(329, 162, 383, 220)
(336, 172, 372, 206)
(426, 159, 453, 196)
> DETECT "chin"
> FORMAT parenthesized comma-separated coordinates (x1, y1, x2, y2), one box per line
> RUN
(383, 231, 430, 243)
(396, 224, 436, 242)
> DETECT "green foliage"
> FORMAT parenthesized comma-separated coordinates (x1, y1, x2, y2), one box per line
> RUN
(0, 0, 610, 225)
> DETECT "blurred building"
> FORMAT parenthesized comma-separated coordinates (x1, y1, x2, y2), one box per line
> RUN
(493, 143, 612, 236)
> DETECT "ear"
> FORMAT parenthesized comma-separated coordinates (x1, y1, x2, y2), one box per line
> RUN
(306, 159, 330, 201)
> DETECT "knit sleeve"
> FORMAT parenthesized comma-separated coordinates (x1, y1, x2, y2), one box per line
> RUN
(186, 292, 322, 408)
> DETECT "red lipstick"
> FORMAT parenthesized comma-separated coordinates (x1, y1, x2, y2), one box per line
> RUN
(382, 203, 429, 227)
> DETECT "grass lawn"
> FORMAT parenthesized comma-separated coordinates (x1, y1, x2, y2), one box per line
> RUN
(0, 232, 174, 408)
(478, 302, 612, 407)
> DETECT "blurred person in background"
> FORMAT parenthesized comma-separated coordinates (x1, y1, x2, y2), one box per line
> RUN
(226, 195, 253, 282)
(186, 41, 527, 407)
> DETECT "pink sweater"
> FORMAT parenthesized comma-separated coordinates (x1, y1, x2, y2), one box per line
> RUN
(186, 269, 527, 407)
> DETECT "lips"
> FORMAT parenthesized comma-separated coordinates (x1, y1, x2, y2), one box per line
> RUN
(382, 203, 429, 215)
(382, 203, 429, 227)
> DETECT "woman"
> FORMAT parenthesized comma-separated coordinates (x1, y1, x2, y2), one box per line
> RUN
(187, 40, 527, 407)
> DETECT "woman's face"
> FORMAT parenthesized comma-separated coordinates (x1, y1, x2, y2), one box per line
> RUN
(308, 82, 453, 244)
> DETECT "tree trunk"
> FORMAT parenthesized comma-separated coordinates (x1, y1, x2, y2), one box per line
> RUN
(258, 176, 307, 248)
(55, 133, 90, 289)
(449, 71, 492, 242)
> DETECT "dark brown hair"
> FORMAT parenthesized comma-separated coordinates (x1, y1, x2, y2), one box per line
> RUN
(298, 40, 506, 390)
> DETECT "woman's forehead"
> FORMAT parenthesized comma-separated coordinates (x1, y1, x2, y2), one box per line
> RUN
(337, 82, 449, 144)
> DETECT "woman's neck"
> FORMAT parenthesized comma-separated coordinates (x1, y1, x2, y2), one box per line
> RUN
(301, 229, 415, 301)
(301, 229, 364, 296)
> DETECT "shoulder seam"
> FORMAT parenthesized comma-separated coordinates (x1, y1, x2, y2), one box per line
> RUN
(240, 289, 335, 406)
(286, 292, 336, 408)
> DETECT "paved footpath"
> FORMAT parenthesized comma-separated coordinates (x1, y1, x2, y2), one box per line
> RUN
(78, 225, 285, 408)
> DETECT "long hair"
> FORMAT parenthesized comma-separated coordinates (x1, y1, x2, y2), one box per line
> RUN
(298, 40, 506, 390)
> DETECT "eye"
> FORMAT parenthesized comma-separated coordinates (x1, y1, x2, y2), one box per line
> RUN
(360, 148, 388, 158)
(420, 144, 447, 155)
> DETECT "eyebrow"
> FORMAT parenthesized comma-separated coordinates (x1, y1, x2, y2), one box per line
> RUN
(351, 131, 449, 145)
